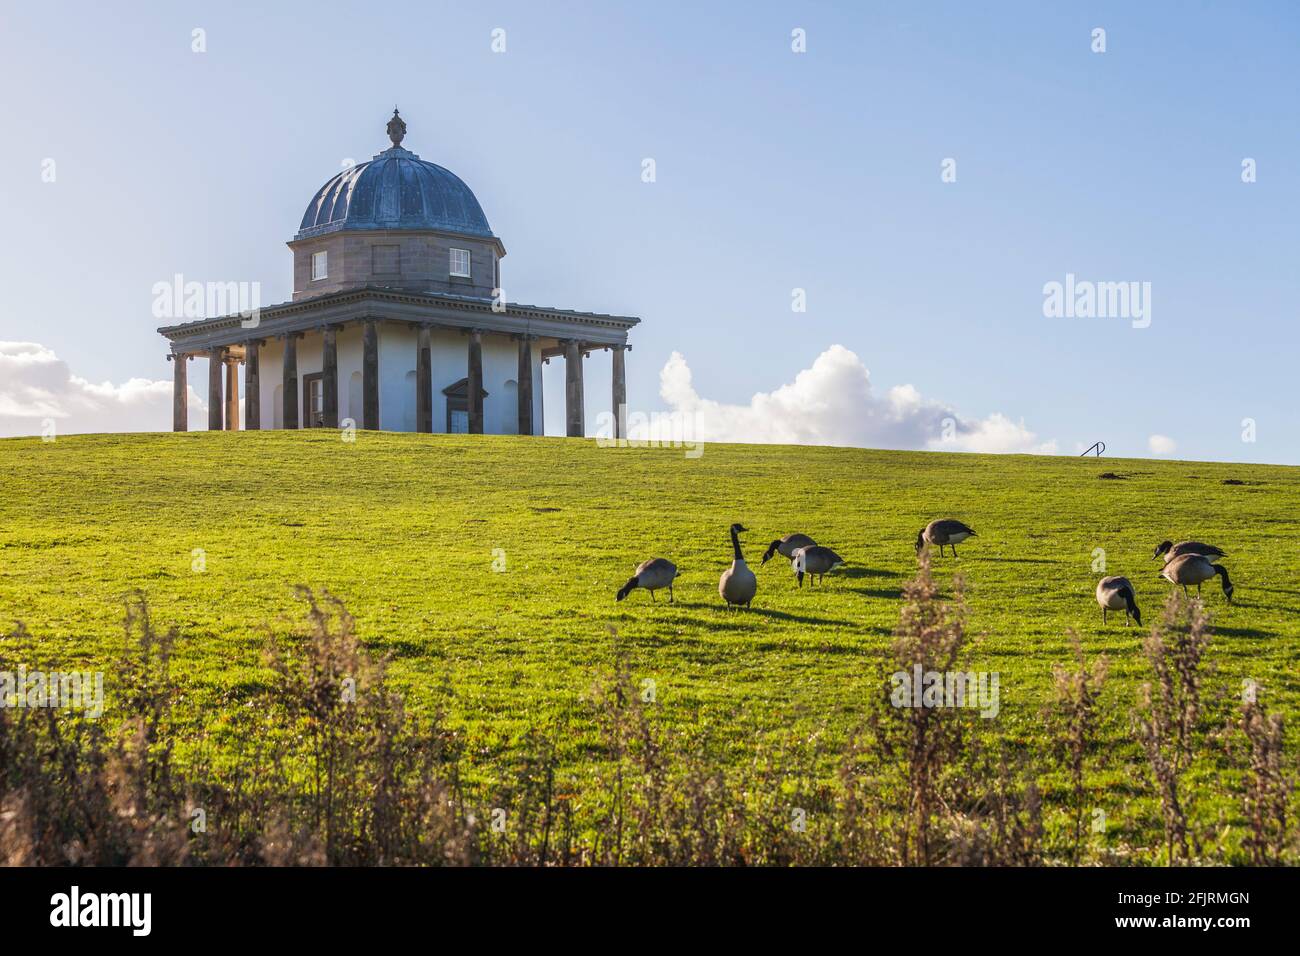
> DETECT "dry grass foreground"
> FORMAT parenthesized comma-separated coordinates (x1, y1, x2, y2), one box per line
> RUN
(0, 431, 1297, 863)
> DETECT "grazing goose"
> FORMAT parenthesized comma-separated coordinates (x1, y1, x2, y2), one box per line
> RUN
(791, 545, 844, 587)
(718, 523, 757, 609)
(915, 519, 977, 558)
(616, 558, 679, 603)
(1159, 554, 1234, 604)
(760, 533, 817, 566)
(1152, 540, 1228, 563)
(1095, 576, 1142, 627)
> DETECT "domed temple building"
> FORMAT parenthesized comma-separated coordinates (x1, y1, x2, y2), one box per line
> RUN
(158, 110, 637, 437)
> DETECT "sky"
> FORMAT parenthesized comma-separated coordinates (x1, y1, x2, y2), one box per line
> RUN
(1, 1, 1296, 463)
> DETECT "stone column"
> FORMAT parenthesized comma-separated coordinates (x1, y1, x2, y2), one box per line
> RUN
(171, 354, 188, 432)
(564, 339, 584, 438)
(416, 325, 433, 433)
(244, 341, 261, 431)
(208, 347, 224, 431)
(322, 326, 339, 428)
(467, 329, 484, 435)
(362, 320, 379, 430)
(611, 345, 627, 441)
(282, 333, 299, 430)
(516, 335, 533, 436)
(224, 357, 240, 431)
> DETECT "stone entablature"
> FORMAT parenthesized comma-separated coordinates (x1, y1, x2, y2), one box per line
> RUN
(159, 287, 636, 353)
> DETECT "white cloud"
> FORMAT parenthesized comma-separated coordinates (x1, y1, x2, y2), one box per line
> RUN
(634, 345, 1056, 454)
(0, 341, 206, 437)
(1148, 434, 1177, 456)
(1, 340, 1055, 454)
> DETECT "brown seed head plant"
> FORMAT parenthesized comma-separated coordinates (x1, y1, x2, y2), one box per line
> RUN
(1132, 592, 1213, 864)
(877, 548, 970, 865)
(1238, 692, 1289, 865)
(1050, 631, 1108, 863)
(2, 582, 1288, 867)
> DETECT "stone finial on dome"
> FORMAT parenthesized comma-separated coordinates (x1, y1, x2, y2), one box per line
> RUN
(386, 107, 406, 148)
(295, 112, 496, 241)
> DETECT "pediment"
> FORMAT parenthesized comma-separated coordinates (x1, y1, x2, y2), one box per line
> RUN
(441, 377, 488, 399)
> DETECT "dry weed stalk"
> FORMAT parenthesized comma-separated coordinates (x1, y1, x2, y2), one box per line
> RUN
(1239, 695, 1288, 865)
(1132, 593, 1212, 864)
(1051, 631, 1108, 862)
(879, 549, 969, 865)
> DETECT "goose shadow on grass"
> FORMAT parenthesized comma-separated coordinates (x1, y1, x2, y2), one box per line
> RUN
(1154, 593, 1262, 614)
(740, 607, 858, 628)
(656, 614, 893, 638)
(837, 566, 899, 580)
(616, 631, 723, 652)
(1212, 625, 1275, 640)
(753, 640, 882, 656)
(1240, 585, 1300, 599)
(843, 586, 904, 600)
(661, 601, 855, 628)
(386, 639, 447, 659)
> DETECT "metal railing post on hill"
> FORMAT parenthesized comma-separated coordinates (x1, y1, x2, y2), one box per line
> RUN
(1081, 441, 1105, 457)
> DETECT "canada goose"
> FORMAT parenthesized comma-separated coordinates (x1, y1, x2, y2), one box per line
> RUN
(791, 546, 844, 587)
(1152, 540, 1227, 563)
(616, 558, 679, 603)
(718, 523, 757, 609)
(760, 533, 817, 566)
(1095, 576, 1142, 627)
(1159, 554, 1234, 604)
(915, 519, 977, 558)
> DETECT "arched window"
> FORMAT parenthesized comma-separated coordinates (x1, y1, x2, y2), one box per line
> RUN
(502, 379, 519, 435)
(402, 370, 417, 431)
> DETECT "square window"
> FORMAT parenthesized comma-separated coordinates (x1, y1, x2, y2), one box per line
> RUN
(450, 248, 471, 278)
(311, 250, 328, 281)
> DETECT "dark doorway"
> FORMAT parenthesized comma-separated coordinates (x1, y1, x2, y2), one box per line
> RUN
(442, 378, 488, 433)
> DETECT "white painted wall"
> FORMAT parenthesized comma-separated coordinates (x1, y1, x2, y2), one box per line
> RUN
(259, 337, 284, 428)
(337, 325, 364, 427)
(377, 324, 417, 431)
(253, 326, 545, 433)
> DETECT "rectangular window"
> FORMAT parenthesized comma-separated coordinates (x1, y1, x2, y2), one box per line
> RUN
(303, 373, 325, 427)
(450, 248, 471, 278)
(311, 250, 328, 281)
(372, 244, 400, 275)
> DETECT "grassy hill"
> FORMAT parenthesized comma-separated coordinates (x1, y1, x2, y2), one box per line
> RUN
(2, 431, 1298, 862)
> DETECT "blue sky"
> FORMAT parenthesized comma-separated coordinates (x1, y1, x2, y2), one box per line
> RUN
(1, 1, 1296, 462)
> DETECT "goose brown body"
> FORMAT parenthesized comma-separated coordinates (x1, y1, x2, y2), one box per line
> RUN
(616, 558, 679, 603)
(916, 519, 977, 557)
(1159, 554, 1234, 604)
(791, 546, 844, 587)
(719, 524, 757, 609)
(1152, 540, 1227, 564)
(1095, 575, 1142, 626)
(761, 533, 817, 565)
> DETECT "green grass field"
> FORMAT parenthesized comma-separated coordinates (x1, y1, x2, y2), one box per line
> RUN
(2, 431, 1297, 859)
